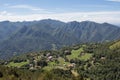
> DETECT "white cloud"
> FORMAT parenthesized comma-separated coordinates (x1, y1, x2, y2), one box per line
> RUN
(10, 5, 44, 11)
(0, 11, 120, 24)
(0, 11, 12, 16)
(106, 0, 120, 2)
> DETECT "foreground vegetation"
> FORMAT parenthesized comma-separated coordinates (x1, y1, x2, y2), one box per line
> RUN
(0, 40, 120, 80)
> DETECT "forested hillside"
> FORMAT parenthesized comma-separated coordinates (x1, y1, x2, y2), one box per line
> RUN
(0, 40, 120, 80)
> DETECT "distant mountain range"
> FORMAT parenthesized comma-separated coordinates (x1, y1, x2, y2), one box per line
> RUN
(0, 19, 120, 59)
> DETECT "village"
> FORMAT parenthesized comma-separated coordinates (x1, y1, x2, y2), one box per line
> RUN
(3, 44, 97, 73)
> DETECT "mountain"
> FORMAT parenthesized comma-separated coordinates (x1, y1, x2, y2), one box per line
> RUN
(0, 21, 36, 43)
(0, 21, 20, 42)
(0, 19, 120, 59)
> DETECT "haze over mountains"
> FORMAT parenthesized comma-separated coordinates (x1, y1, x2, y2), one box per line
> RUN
(0, 19, 120, 59)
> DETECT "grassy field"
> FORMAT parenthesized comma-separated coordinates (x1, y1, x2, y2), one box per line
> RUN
(80, 54, 92, 61)
(43, 57, 70, 71)
(110, 41, 120, 50)
(67, 47, 83, 60)
(67, 47, 92, 61)
(58, 57, 70, 65)
(7, 60, 29, 67)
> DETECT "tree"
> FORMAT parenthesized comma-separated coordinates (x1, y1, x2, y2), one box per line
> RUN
(0, 71, 3, 78)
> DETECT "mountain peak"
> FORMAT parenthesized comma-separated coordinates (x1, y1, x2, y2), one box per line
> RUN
(81, 21, 98, 24)
(39, 19, 65, 23)
(0, 21, 10, 23)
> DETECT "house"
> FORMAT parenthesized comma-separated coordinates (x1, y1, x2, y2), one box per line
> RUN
(47, 56, 53, 61)
(67, 63, 76, 69)
(101, 57, 106, 60)
(64, 50, 71, 55)
(46, 53, 51, 57)
(80, 52, 85, 56)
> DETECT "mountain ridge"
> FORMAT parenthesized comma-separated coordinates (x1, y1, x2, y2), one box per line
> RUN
(0, 19, 120, 59)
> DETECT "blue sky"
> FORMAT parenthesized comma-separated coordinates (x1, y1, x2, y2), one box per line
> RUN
(0, 0, 120, 24)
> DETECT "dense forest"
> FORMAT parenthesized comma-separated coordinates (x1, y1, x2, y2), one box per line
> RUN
(0, 40, 120, 80)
